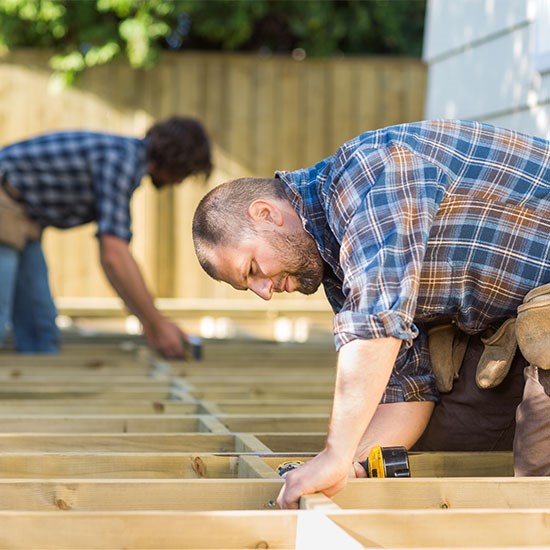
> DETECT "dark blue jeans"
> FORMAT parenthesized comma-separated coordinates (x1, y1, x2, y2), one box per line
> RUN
(0, 240, 60, 352)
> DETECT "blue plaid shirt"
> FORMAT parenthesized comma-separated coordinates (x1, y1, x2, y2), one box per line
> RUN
(0, 131, 148, 241)
(276, 120, 550, 403)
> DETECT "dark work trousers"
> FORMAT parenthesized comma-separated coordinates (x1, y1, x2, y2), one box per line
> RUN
(413, 333, 527, 452)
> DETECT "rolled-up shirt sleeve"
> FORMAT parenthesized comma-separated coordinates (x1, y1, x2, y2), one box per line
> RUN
(331, 145, 445, 350)
(382, 327, 439, 403)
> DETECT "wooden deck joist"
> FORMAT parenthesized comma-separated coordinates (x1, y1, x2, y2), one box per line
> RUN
(2, 477, 549, 512)
(0, 509, 549, 549)
(0, 338, 546, 549)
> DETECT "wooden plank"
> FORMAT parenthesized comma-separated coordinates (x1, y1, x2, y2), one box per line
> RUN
(234, 434, 273, 454)
(0, 376, 169, 386)
(175, 364, 335, 376)
(154, 58, 178, 298)
(408, 451, 514, 477)
(0, 356, 152, 371)
(329, 510, 550, 548)
(205, 400, 332, 415)
(0, 510, 300, 549)
(272, 59, 302, 170)
(0, 434, 238, 453)
(0, 479, 284, 511)
(327, 61, 359, 152)
(251, 59, 277, 175)
(254, 434, 326, 453)
(0, 509, 548, 549)
(260, 452, 514, 478)
(216, 414, 329, 433)
(300, 60, 329, 167)
(0, 454, 242, 479)
(179, 372, 336, 383)
(0, 364, 156, 377)
(197, 416, 231, 434)
(334, 478, 550, 509)
(187, 387, 333, 400)
(0, 387, 175, 400)
(0, 400, 199, 414)
(300, 494, 341, 511)
(0, 415, 213, 434)
(237, 456, 280, 480)
(226, 57, 254, 176)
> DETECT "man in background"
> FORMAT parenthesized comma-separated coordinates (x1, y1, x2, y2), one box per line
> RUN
(0, 116, 211, 358)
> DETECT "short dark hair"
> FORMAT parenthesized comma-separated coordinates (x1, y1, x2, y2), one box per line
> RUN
(146, 116, 212, 180)
(192, 177, 287, 279)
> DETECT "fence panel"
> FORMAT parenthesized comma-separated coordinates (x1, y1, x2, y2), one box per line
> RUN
(0, 51, 426, 309)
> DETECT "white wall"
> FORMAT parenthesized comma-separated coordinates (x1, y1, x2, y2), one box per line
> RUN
(423, 0, 550, 139)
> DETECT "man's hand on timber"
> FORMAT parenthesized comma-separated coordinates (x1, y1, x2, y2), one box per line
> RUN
(143, 316, 188, 359)
(276, 449, 349, 509)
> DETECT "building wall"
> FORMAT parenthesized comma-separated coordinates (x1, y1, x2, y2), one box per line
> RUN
(423, 0, 550, 138)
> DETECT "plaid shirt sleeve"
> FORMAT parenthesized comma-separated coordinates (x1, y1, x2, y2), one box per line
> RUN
(382, 326, 438, 402)
(328, 145, 444, 402)
(93, 144, 142, 241)
(331, 144, 446, 349)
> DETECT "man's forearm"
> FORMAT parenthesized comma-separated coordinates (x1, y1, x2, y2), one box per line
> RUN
(326, 337, 403, 464)
(276, 336, 404, 509)
(353, 400, 435, 462)
(99, 235, 162, 326)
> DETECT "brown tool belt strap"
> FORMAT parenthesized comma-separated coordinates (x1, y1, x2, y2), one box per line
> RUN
(0, 180, 40, 249)
(0, 174, 22, 202)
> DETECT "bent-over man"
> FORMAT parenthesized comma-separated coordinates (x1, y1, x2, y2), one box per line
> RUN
(0, 116, 211, 358)
(192, 119, 550, 507)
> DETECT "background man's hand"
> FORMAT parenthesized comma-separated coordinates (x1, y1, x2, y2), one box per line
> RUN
(276, 449, 349, 509)
(143, 316, 188, 359)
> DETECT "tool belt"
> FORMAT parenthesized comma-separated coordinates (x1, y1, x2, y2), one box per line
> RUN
(428, 282, 550, 393)
(0, 179, 40, 250)
(428, 319, 517, 393)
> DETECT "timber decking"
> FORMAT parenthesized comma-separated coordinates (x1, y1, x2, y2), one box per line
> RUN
(0, 338, 548, 549)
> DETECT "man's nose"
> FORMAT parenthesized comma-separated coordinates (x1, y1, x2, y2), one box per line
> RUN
(248, 278, 273, 300)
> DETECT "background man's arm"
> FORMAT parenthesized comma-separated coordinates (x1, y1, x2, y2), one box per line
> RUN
(277, 336, 403, 508)
(99, 233, 187, 358)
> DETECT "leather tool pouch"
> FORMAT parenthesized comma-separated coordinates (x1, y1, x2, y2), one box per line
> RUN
(516, 282, 550, 371)
(0, 185, 39, 250)
(427, 322, 470, 393)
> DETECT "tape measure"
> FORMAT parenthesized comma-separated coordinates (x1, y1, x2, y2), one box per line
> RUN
(359, 446, 410, 478)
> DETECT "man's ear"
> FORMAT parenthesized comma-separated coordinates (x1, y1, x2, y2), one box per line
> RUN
(247, 200, 283, 227)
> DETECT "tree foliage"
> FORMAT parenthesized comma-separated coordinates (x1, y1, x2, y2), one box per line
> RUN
(0, 0, 426, 85)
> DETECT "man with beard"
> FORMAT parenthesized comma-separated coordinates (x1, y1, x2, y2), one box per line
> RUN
(193, 120, 550, 506)
(0, 116, 211, 357)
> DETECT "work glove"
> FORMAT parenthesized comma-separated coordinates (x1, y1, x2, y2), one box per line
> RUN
(427, 323, 469, 393)
(475, 281, 550, 388)
(475, 318, 517, 389)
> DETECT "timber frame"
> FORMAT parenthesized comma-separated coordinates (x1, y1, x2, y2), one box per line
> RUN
(0, 337, 548, 549)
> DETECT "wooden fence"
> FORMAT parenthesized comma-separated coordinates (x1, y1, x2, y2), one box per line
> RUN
(0, 50, 426, 321)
